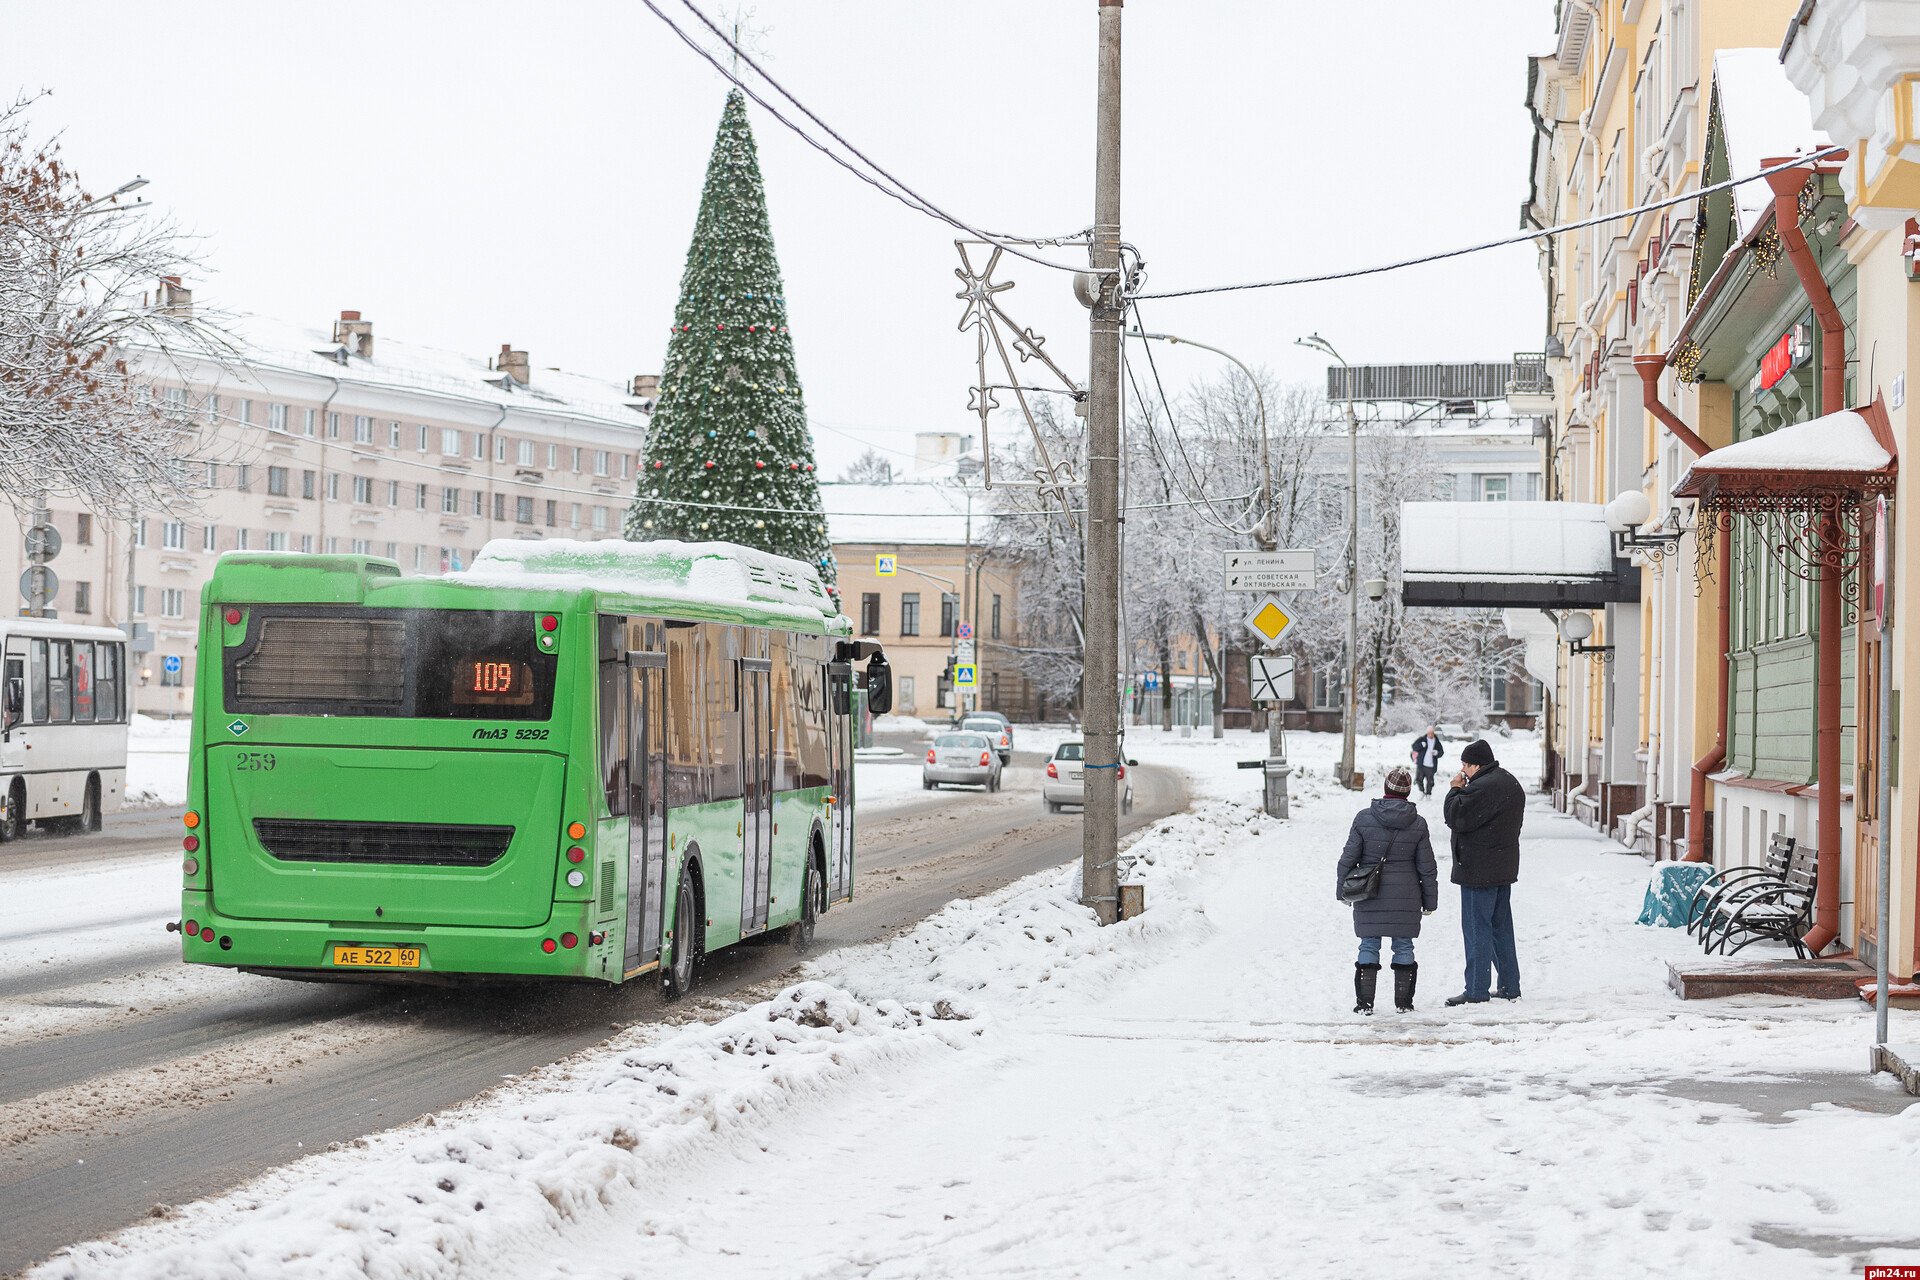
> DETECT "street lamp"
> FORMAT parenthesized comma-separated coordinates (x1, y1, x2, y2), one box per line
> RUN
(1128, 327, 1287, 815)
(1296, 332, 1361, 790)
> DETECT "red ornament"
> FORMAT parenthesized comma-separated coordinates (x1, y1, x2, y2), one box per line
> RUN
(717, 323, 726, 331)
(805, 464, 814, 472)
(789, 462, 799, 471)
(653, 460, 664, 469)
(755, 460, 766, 469)
(748, 325, 757, 333)
(705, 460, 716, 469)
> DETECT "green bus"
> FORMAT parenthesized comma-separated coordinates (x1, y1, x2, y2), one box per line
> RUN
(177, 540, 891, 995)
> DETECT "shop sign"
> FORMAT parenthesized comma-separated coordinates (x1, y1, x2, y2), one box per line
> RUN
(1755, 323, 1810, 393)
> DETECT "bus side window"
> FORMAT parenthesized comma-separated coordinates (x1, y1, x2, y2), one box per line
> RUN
(96, 644, 122, 723)
(599, 617, 628, 816)
(47, 641, 73, 723)
(28, 639, 48, 724)
(770, 633, 800, 792)
(704, 623, 741, 803)
(664, 621, 704, 809)
(72, 642, 94, 723)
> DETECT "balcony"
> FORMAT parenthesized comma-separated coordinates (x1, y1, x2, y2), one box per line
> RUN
(1506, 352, 1555, 415)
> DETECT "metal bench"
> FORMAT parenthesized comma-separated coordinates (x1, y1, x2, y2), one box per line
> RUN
(1698, 842, 1818, 958)
(1685, 833, 1793, 939)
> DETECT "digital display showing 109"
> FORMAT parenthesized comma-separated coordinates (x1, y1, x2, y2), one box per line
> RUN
(450, 656, 535, 707)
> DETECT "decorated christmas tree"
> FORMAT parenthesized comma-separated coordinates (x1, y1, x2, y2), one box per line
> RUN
(627, 90, 837, 596)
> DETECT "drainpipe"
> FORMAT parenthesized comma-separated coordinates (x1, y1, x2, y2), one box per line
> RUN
(1763, 160, 1846, 955)
(1634, 356, 1723, 863)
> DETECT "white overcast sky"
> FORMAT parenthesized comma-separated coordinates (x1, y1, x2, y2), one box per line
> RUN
(7, 0, 1553, 477)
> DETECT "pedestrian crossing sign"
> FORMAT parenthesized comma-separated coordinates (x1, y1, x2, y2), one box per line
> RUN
(953, 663, 977, 687)
(1244, 595, 1295, 647)
(875, 554, 897, 576)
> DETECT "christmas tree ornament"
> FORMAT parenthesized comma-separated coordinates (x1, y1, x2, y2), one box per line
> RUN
(623, 91, 837, 591)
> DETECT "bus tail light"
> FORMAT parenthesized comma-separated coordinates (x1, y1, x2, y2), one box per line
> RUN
(566, 821, 586, 840)
(541, 938, 557, 955)
(1046, 762, 1058, 779)
(183, 811, 201, 830)
(223, 608, 242, 626)
(560, 932, 578, 949)
(566, 869, 585, 888)
(183, 919, 199, 937)
(566, 846, 585, 864)
(182, 835, 200, 853)
(540, 615, 559, 632)
(199, 926, 214, 942)
(182, 858, 199, 876)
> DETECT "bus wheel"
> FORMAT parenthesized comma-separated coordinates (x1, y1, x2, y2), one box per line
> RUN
(791, 851, 823, 952)
(81, 777, 102, 834)
(0, 782, 22, 843)
(663, 867, 702, 1001)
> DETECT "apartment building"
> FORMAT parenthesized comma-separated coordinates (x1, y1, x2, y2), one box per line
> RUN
(3, 296, 652, 714)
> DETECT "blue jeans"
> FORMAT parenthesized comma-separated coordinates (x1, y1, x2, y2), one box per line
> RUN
(1459, 885, 1520, 1000)
(1356, 936, 1416, 966)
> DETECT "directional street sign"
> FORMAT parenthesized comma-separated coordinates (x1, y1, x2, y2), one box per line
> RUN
(1223, 549, 1316, 593)
(956, 621, 973, 640)
(1249, 655, 1296, 704)
(1243, 595, 1295, 647)
(875, 554, 897, 577)
(164, 655, 183, 675)
(955, 640, 975, 662)
(953, 663, 977, 688)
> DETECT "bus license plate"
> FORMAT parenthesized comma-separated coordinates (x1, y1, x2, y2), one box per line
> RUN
(331, 945, 420, 969)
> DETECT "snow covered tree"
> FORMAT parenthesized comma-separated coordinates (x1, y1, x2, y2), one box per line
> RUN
(625, 90, 836, 593)
(1, 95, 217, 520)
(839, 447, 893, 484)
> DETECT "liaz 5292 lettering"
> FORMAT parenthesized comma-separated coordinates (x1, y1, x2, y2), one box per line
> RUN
(175, 540, 890, 996)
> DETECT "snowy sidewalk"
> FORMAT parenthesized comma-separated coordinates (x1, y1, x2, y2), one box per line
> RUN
(36, 732, 1920, 1280)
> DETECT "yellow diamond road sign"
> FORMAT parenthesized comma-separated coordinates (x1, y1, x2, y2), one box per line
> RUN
(1245, 595, 1294, 647)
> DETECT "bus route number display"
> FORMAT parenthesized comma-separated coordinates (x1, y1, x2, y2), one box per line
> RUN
(451, 657, 535, 708)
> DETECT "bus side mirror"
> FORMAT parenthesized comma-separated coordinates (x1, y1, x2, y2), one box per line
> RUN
(864, 655, 893, 716)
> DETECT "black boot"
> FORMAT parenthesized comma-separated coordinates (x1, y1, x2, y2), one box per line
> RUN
(1392, 962, 1417, 1012)
(1353, 963, 1379, 1015)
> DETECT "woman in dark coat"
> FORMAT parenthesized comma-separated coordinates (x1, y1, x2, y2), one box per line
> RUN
(1335, 766, 1440, 1014)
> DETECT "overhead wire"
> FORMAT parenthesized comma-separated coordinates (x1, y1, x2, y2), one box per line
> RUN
(639, 0, 1087, 274)
(1126, 302, 1261, 536)
(1138, 146, 1849, 299)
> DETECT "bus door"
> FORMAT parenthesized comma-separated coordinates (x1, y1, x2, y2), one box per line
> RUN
(826, 661, 854, 902)
(625, 651, 668, 973)
(739, 657, 775, 934)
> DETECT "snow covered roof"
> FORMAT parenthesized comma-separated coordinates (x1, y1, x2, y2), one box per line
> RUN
(821, 481, 986, 546)
(1401, 501, 1616, 583)
(160, 312, 650, 430)
(455, 537, 841, 627)
(1713, 49, 1831, 235)
(1673, 405, 1898, 502)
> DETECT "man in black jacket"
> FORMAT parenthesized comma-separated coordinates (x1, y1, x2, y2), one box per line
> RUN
(1409, 726, 1445, 796)
(1441, 739, 1525, 1006)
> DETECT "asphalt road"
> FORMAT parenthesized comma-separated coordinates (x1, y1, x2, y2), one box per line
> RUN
(0, 752, 1184, 1277)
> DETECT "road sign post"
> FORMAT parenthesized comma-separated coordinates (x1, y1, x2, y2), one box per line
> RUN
(21, 510, 61, 618)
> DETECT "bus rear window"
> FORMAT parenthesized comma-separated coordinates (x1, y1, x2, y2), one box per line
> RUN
(225, 608, 558, 720)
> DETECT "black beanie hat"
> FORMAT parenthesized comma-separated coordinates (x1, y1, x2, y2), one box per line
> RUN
(1461, 739, 1496, 767)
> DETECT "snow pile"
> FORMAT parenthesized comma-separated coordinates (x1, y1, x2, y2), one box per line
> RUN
(1680, 409, 1892, 477)
(456, 538, 838, 625)
(31, 984, 979, 1280)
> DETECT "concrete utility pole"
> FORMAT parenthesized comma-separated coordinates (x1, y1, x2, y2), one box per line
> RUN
(1081, 0, 1124, 926)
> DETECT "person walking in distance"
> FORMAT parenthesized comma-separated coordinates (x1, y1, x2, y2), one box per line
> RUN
(1336, 766, 1439, 1015)
(1442, 739, 1526, 1007)
(1409, 725, 1445, 797)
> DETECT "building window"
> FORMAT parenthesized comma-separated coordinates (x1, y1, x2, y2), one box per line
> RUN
(389, 421, 402, 448)
(352, 475, 374, 505)
(441, 427, 461, 456)
(161, 521, 185, 550)
(547, 443, 558, 469)
(299, 534, 313, 553)
(235, 464, 252, 492)
(351, 538, 370, 555)
(1484, 672, 1509, 713)
(591, 505, 609, 532)
(473, 434, 485, 461)
(134, 519, 148, 549)
(622, 455, 632, 479)
(267, 466, 289, 497)
(473, 490, 485, 517)
(1479, 474, 1510, 502)
(492, 492, 506, 521)
(443, 487, 460, 514)
(991, 594, 1002, 639)
(940, 593, 958, 637)
(304, 408, 317, 437)
(545, 499, 557, 527)
(1311, 669, 1342, 711)
(388, 479, 400, 506)
(353, 415, 373, 444)
(900, 592, 921, 637)
(325, 474, 340, 501)
(327, 412, 340, 439)
(203, 524, 218, 552)
(413, 546, 424, 572)
(266, 531, 289, 552)
(161, 588, 184, 618)
(517, 439, 535, 466)
(269, 403, 288, 432)
(236, 529, 250, 550)
(74, 581, 91, 614)
(205, 461, 220, 487)
(495, 435, 507, 463)
(572, 447, 583, 472)
(860, 593, 881, 636)
(417, 424, 429, 452)
(75, 513, 91, 546)
(327, 537, 339, 553)
(300, 470, 314, 500)
(594, 450, 610, 476)
(237, 398, 253, 425)
(570, 502, 582, 528)
(516, 496, 534, 525)
(133, 585, 146, 615)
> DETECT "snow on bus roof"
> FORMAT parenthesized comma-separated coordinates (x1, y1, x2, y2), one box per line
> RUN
(456, 538, 840, 625)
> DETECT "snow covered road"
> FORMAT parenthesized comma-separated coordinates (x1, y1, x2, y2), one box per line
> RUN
(25, 729, 1920, 1280)
(0, 745, 1185, 1276)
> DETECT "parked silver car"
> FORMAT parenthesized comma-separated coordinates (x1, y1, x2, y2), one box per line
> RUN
(923, 731, 1003, 791)
(1043, 740, 1133, 814)
(961, 714, 1013, 763)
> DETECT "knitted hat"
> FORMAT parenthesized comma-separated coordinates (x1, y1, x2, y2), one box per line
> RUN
(1384, 765, 1413, 795)
(1461, 739, 1496, 768)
